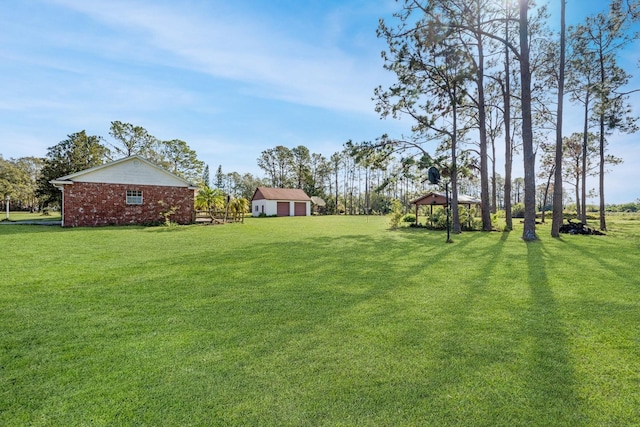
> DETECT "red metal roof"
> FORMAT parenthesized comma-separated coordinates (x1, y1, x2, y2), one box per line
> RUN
(410, 191, 482, 206)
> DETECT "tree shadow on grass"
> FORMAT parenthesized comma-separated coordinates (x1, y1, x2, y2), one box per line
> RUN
(261, 229, 516, 422)
(397, 229, 519, 422)
(0, 223, 67, 236)
(380, 232, 585, 424)
(198, 229, 585, 424)
(523, 240, 584, 425)
(11, 225, 588, 425)
(559, 236, 637, 285)
(173, 231, 490, 422)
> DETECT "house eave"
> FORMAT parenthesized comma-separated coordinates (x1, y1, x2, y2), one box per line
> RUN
(49, 180, 73, 190)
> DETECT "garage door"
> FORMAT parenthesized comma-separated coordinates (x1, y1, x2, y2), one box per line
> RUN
(277, 202, 290, 216)
(294, 202, 306, 216)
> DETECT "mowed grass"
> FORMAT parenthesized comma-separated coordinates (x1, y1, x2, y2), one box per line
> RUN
(1, 211, 61, 222)
(1, 215, 639, 426)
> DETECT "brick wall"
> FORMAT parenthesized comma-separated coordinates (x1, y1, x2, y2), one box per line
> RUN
(62, 182, 195, 227)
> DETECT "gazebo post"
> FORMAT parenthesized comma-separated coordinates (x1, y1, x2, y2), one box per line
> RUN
(430, 203, 434, 228)
(445, 181, 451, 243)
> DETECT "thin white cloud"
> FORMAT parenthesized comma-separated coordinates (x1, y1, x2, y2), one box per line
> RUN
(46, 0, 386, 114)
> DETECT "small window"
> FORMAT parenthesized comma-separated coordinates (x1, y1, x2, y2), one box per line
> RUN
(126, 190, 143, 205)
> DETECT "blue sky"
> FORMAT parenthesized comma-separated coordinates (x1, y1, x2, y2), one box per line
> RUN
(0, 0, 638, 204)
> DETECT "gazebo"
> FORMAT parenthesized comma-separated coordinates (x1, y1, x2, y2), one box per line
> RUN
(310, 196, 326, 214)
(410, 191, 482, 227)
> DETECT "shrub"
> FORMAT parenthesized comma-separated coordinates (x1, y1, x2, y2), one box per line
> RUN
(511, 203, 525, 218)
(458, 206, 478, 229)
(427, 209, 448, 229)
(158, 200, 179, 227)
(388, 200, 405, 229)
(402, 214, 416, 223)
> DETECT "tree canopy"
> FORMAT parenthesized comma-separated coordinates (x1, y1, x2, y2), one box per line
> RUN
(36, 131, 110, 206)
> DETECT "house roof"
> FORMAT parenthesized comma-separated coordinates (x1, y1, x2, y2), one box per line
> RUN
(410, 191, 482, 206)
(50, 155, 198, 189)
(252, 187, 312, 201)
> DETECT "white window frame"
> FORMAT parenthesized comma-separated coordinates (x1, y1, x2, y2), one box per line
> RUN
(126, 190, 143, 205)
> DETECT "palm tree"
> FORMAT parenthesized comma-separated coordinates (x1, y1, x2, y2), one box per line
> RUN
(228, 197, 249, 222)
(195, 186, 225, 212)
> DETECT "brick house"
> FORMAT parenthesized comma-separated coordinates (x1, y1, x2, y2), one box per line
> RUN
(50, 155, 198, 227)
(251, 187, 311, 217)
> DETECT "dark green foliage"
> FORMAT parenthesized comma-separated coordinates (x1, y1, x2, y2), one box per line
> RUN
(402, 214, 416, 223)
(608, 202, 639, 213)
(36, 131, 110, 207)
(108, 120, 156, 158)
(512, 202, 526, 218)
(202, 164, 210, 187)
(161, 139, 204, 184)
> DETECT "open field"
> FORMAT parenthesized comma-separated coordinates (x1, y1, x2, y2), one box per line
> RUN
(1, 215, 639, 426)
(1, 211, 62, 222)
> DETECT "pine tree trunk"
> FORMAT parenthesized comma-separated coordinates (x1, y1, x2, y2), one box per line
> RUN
(551, 0, 566, 237)
(520, 0, 538, 241)
(451, 88, 461, 234)
(599, 114, 607, 231)
(476, 20, 492, 232)
(503, 6, 513, 231)
(581, 95, 590, 224)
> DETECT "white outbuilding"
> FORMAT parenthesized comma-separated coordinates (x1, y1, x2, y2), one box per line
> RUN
(251, 187, 311, 217)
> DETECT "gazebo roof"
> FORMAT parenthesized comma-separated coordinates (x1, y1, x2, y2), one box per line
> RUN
(410, 191, 482, 206)
(310, 196, 326, 206)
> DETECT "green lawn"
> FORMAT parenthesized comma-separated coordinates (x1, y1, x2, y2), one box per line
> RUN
(1, 211, 61, 222)
(1, 215, 639, 426)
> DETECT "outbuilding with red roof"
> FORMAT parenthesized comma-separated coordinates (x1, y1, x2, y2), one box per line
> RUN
(251, 187, 311, 217)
